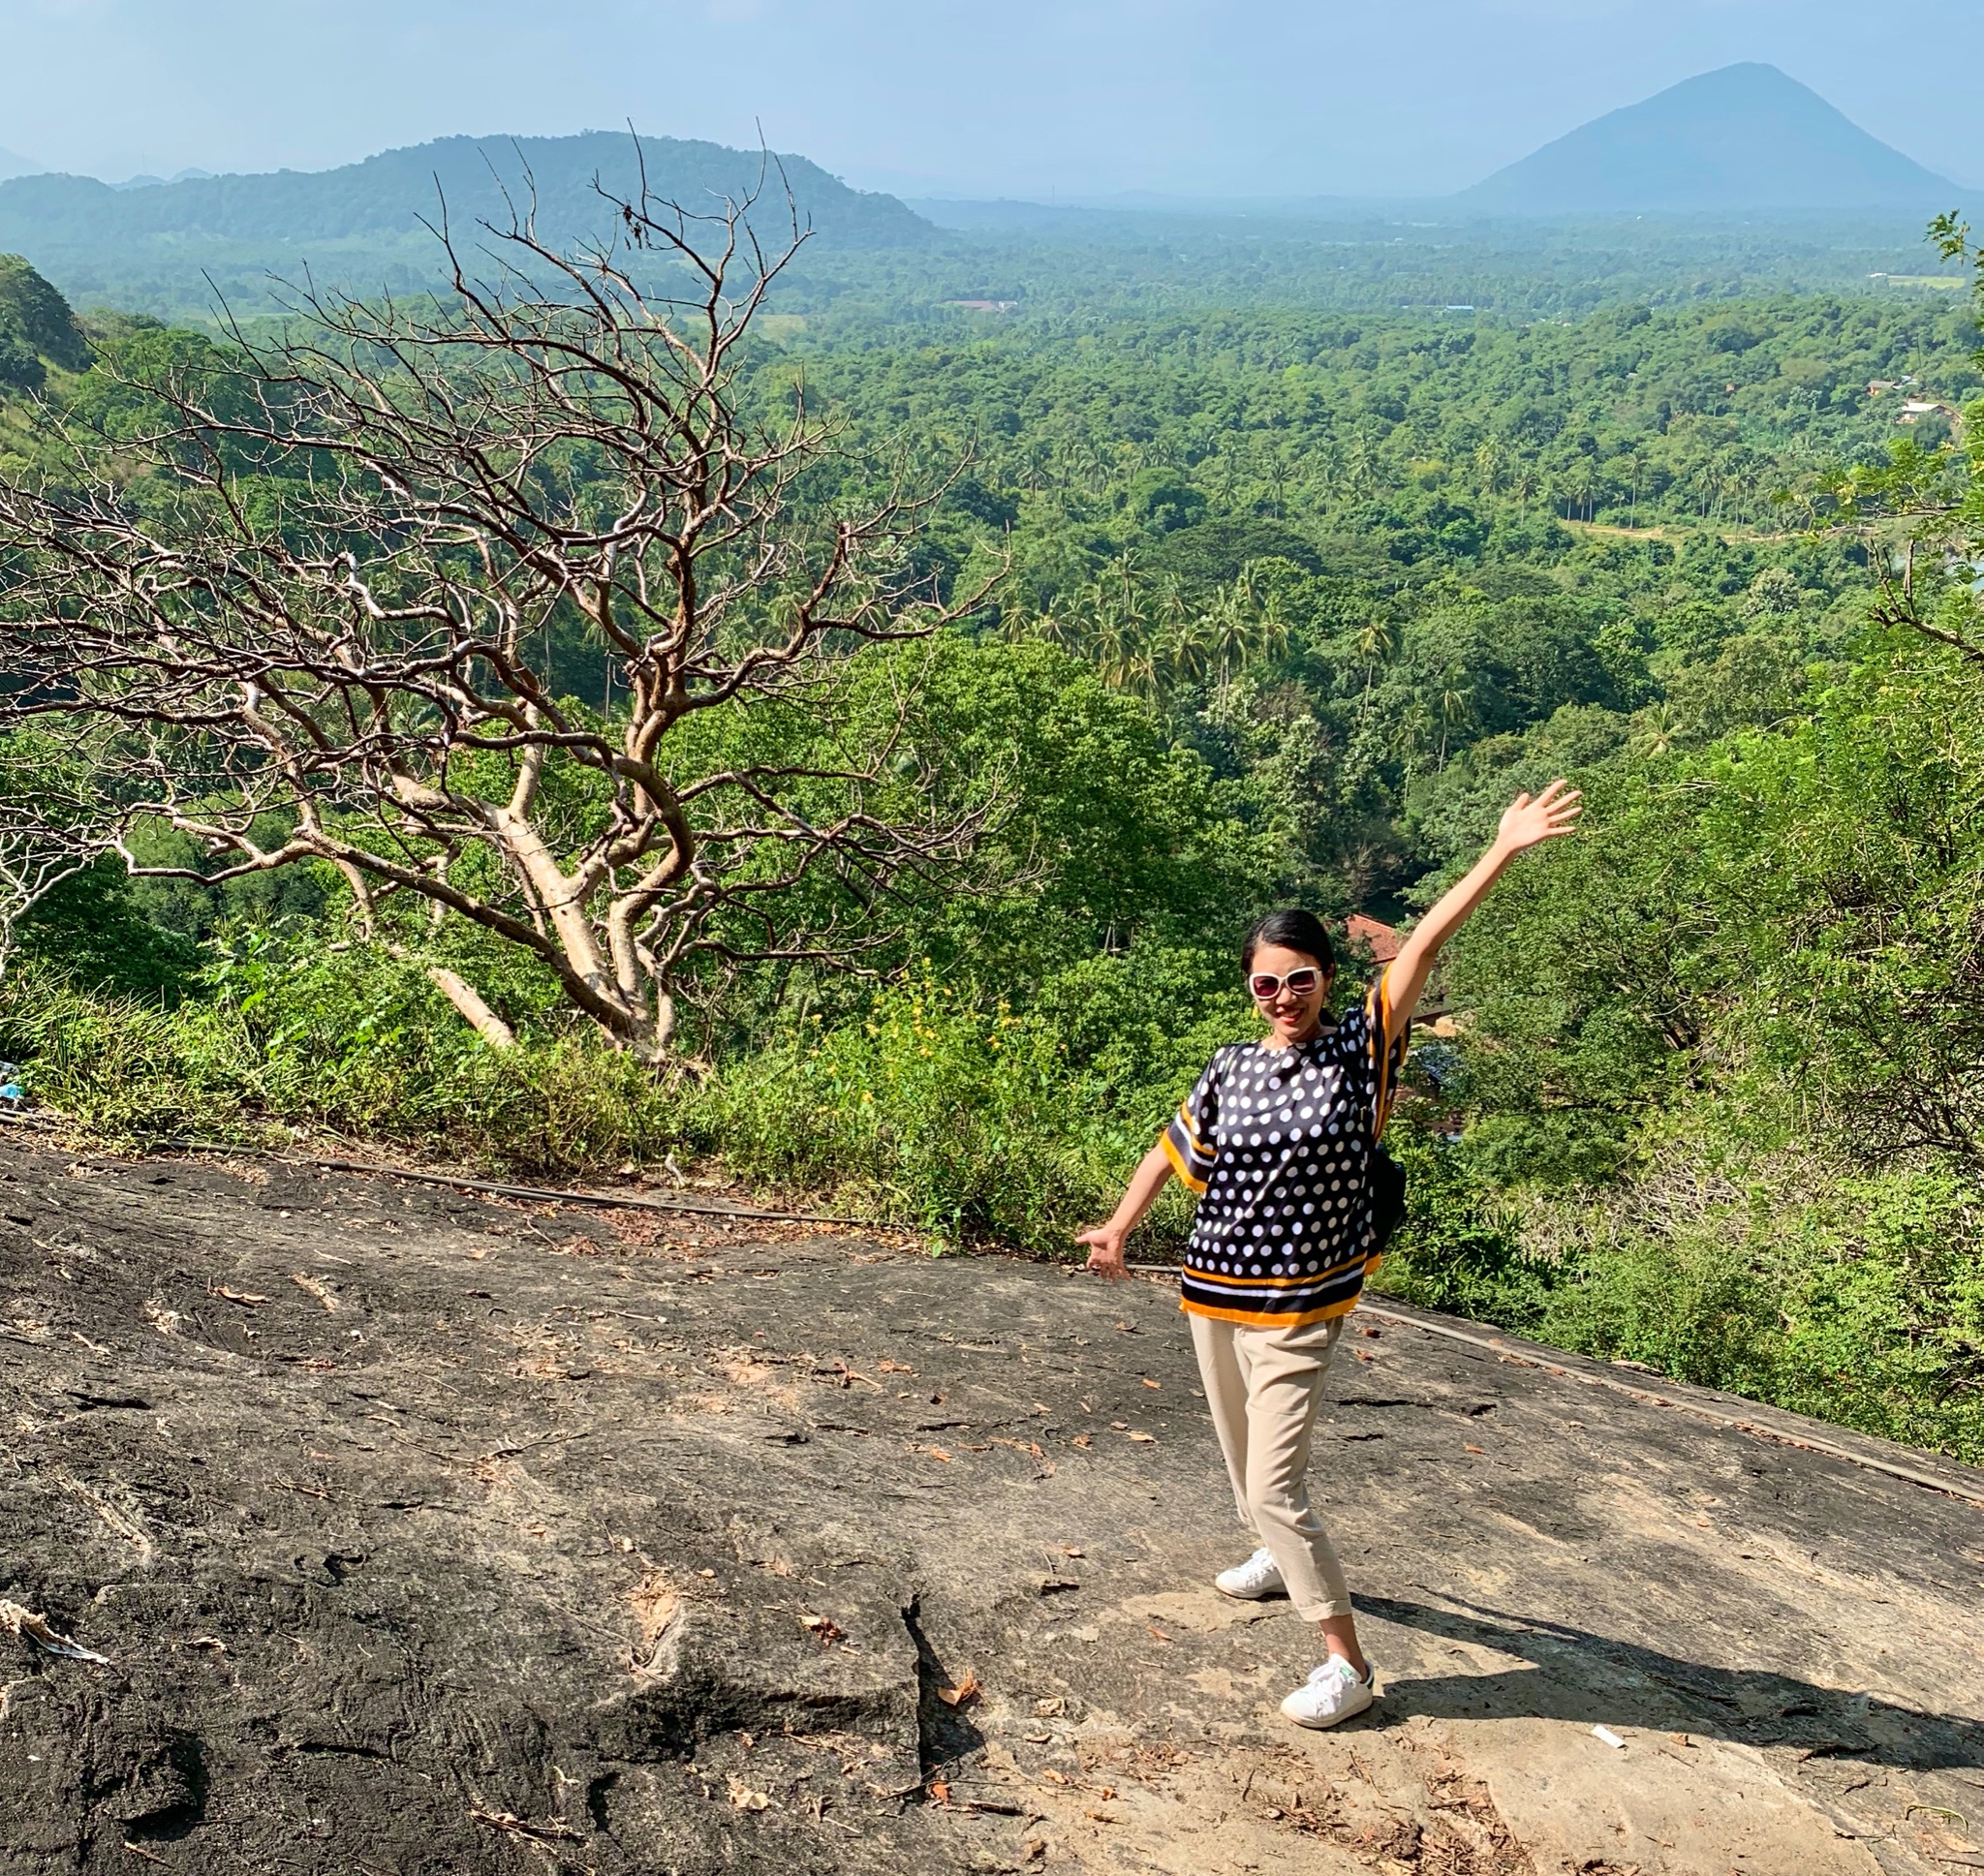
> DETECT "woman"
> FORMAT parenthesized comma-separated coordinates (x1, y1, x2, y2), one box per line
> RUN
(1075, 782, 1581, 1729)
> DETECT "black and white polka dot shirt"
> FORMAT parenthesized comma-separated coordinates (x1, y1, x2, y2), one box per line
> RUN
(1161, 973, 1408, 1328)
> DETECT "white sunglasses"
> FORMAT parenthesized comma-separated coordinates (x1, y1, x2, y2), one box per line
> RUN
(1249, 967, 1323, 1001)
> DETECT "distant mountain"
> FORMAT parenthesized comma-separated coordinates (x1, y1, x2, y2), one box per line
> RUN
(1458, 64, 1964, 214)
(0, 132, 931, 303)
(0, 147, 43, 183)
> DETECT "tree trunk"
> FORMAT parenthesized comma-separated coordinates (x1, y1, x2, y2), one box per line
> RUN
(426, 967, 516, 1050)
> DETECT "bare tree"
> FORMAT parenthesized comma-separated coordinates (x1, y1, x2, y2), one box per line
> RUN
(0, 154, 998, 1060)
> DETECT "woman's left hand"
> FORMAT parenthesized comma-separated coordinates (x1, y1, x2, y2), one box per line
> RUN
(1495, 779, 1583, 853)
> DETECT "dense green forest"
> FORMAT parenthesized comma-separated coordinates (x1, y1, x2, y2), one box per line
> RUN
(1, 202, 1980, 1464)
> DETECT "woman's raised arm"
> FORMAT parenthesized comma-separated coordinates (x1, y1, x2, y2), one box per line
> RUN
(1383, 781, 1582, 1028)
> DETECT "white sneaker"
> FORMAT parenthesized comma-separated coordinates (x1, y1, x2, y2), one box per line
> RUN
(1280, 1656, 1377, 1730)
(1214, 1547, 1285, 1600)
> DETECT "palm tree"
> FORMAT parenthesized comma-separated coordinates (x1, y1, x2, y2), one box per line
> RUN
(1033, 605, 1085, 655)
(1255, 590, 1290, 665)
(1164, 610, 1217, 689)
(1433, 663, 1474, 771)
(1262, 451, 1289, 518)
(1345, 435, 1377, 503)
(1354, 616, 1398, 719)
(1631, 701, 1683, 757)
(1122, 647, 1161, 702)
(1103, 548, 1142, 607)
(1092, 602, 1136, 691)
(1394, 695, 1436, 792)
(1312, 437, 1345, 509)
(1620, 452, 1645, 530)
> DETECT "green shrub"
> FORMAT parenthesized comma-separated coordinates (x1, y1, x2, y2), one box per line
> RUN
(1534, 1232, 1781, 1396)
(677, 977, 1209, 1253)
(0, 934, 1247, 1252)
(1368, 1115, 1560, 1326)
(0, 939, 680, 1177)
(1764, 1169, 1984, 1461)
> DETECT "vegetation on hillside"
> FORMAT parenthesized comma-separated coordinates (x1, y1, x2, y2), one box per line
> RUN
(2, 209, 1981, 1465)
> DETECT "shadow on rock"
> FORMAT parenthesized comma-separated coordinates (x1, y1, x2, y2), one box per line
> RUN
(1358, 1594, 1984, 1771)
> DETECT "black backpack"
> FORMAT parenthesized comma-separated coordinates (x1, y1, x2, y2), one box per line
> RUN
(1367, 1141, 1408, 1252)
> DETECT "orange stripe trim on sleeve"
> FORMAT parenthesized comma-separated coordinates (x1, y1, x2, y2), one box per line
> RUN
(1369, 963, 1396, 1140)
(1160, 1131, 1207, 1195)
(1175, 1101, 1210, 1157)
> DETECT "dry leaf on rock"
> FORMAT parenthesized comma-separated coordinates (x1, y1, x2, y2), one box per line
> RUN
(727, 1774, 771, 1811)
(936, 1670, 980, 1707)
(470, 1810, 583, 1843)
(290, 1273, 341, 1314)
(0, 1600, 108, 1664)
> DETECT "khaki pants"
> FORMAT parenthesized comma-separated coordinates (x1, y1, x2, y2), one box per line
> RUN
(1189, 1310, 1353, 1622)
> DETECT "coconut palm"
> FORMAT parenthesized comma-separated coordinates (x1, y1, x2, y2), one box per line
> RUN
(1354, 616, 1399, 719)
(1164, 608, 1218, 688)
(1255, 589, 1290, 665)
(1630, 701, 1684, 757)
(1433, 663, 1474, 771)
(1206, 585, 1255, 685)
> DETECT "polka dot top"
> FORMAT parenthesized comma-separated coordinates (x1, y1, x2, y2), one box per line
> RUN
(1161, 969, 1409, 1328)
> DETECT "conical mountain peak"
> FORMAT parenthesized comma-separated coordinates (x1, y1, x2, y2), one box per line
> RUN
(1459, 63, 1960, 213)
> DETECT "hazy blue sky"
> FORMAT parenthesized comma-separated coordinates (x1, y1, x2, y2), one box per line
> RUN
(0, 0, 1976, 198)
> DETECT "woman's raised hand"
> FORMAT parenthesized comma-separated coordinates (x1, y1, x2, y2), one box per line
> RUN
(1495, 779, 1583, 853)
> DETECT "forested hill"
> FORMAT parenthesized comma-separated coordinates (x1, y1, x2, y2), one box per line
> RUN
(0, 131, 932, 296)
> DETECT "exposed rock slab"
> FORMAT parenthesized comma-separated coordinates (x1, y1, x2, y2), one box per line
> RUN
(0, 1137, 1980, 1874)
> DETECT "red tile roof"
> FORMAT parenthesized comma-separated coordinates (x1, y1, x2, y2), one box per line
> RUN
(1346, 913, 1403, 962)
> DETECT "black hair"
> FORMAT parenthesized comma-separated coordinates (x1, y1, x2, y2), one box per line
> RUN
(1241, 908, 1336, 978)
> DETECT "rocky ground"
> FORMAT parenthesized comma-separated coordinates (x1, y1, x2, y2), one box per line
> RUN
(1, 1134, 1981, 1875)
